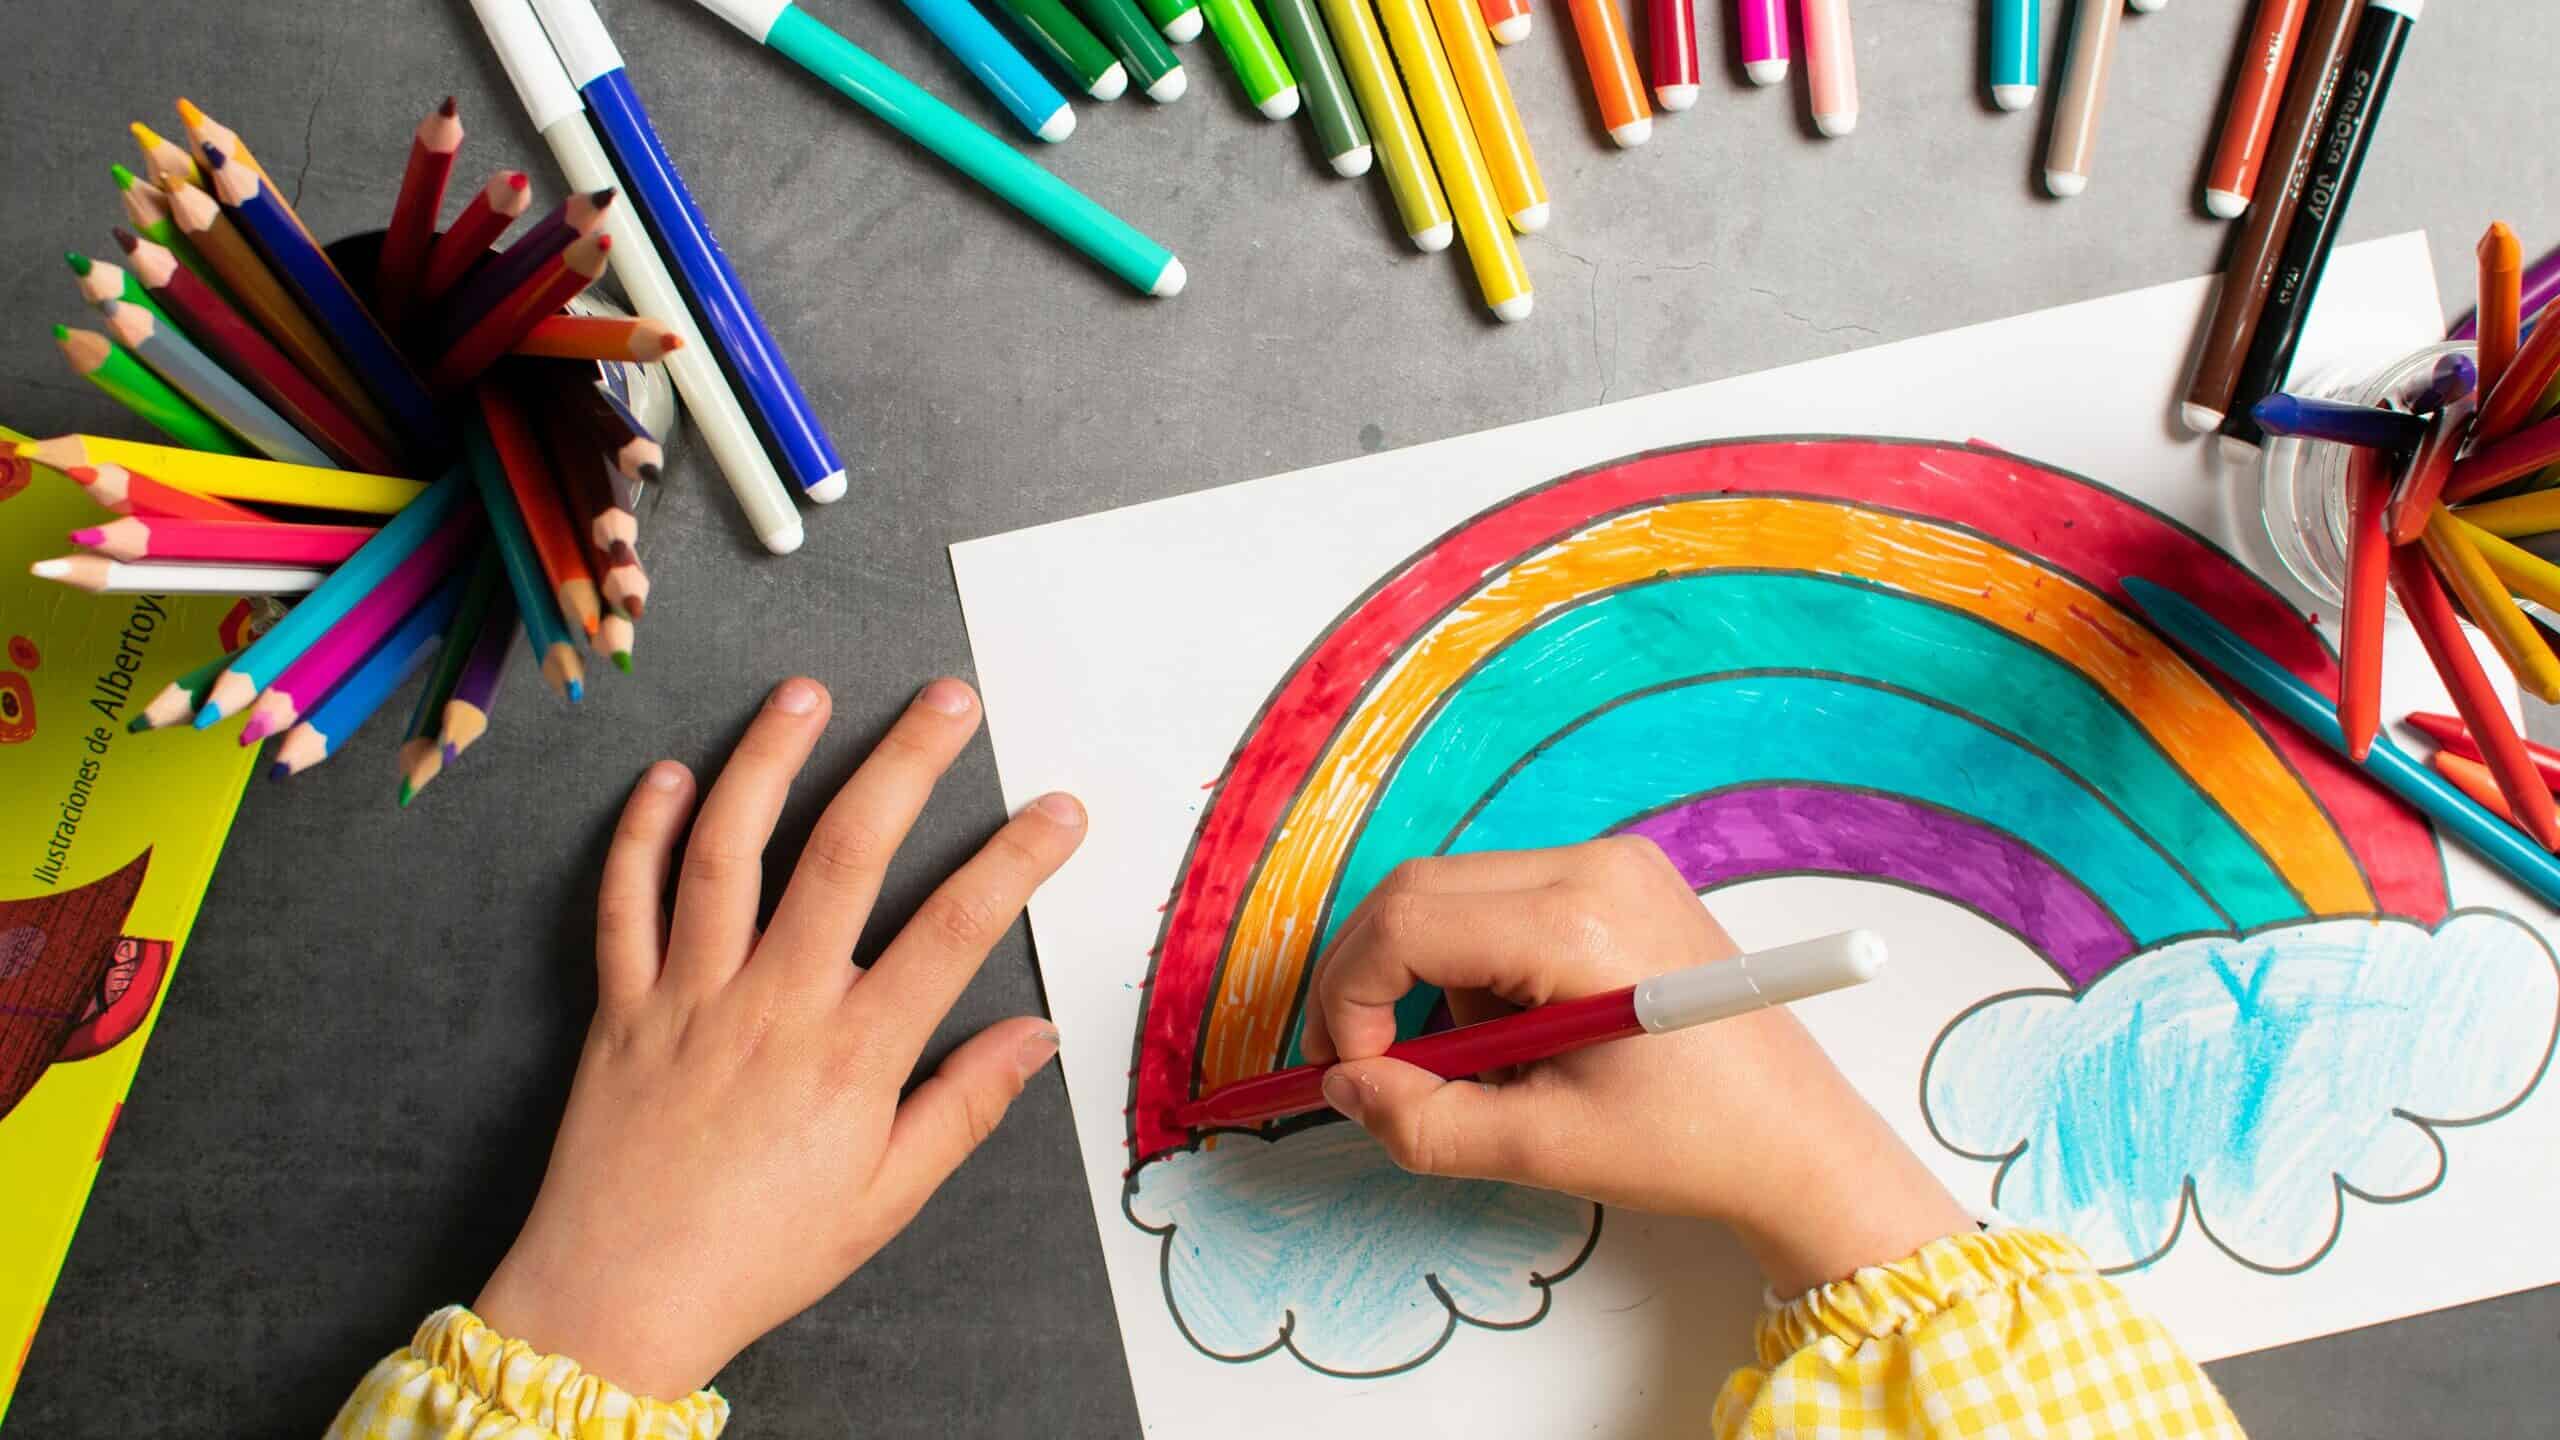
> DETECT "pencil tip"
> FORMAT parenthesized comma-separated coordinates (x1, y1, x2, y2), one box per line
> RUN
(397, 781, 415, 806)
(63, 250, 90, 274)
(110, 162, 138, 188)
(112, 228, 138, 253)
(267, 762, 290, 782)
(50, 323, 69, 340)
(613, 652, 633, 674)
(438, 95, 458, 116)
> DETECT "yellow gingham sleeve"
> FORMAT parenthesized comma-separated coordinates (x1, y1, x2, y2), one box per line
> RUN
(1712, 1227, 2246, 1438)
(326, 1306, 730, 1440)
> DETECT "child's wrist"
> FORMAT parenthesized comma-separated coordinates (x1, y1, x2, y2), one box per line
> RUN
(474, 1245, 730, 1402)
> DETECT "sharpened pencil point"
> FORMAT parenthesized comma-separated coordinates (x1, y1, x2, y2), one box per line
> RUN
(613, 652, 633, 674)
(438, 95, 458, 117)
(63, 251, 92, 276)
(268, 762, 291, 782)
(398, 781, 416, 807)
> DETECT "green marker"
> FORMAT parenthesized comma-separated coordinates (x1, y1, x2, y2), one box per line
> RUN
(1261, 0, 1368, 172)
(1135, 0, 1203, 43)
(65, 250, 174, 330)
(1073, 0, 1188, 100)
(52, 324, 243, 455)
(1200, 0, 1297, 117)
(990, 0, 1129, 98)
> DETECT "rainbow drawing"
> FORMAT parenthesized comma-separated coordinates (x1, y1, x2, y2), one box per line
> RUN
(1128, 436, 2458, 1169)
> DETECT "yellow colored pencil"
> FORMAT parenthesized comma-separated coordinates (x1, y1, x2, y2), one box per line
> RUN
(1374, 0, 1531, 321)
(131, 121, 201, 188)
(6, 434, 425, 516)
(1421, 0, 1548, 233)
(2424, 508, 2560, 702)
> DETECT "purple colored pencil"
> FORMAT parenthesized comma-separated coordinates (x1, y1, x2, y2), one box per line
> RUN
(2454, 240, 2560, 341)
(237, 507, 483, 745)
(441, 579, 522, 765)
(434, 189, 618, 346)
(2404, 352, 2479, 414)
(2250, 393, 2432, 452)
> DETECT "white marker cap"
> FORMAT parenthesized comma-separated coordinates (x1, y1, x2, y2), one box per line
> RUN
(2180, 401, 2225, 434)
(1150, 256, 1187, 297)
(1412, 221, 1454, 253)
(472, 0, 586, 129)
(1037, 105, 1077, 142)
(1510, 201, 1550, 234)
(1633, 930, 1885, 1033)
(803, 471, 848, 504)
(1331, 144, 1374, 177)
(1147, 66, 1188, 102)
(2203, 188, 2248, 219)
(1992, 83, 2035, 111)
(1259, 86, 1301, 119)
(528, 0, 625, 87)
(1163, 6, 1203, 41)
(2044, 168, 2088, 198)
(1655, 83, 1699, 112)
(1815, 109, 1857, 137)
(1089, 63, 1128, 101)
(1610, 116, 1653, 148)
(1745, 58, 1788, 85)
(1490, 13, 1531, 43)
(1492, 293, 1534, 323)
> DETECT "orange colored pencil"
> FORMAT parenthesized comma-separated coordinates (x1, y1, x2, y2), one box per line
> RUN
(2478, 300, 2560, 445)
(377, 97, 465, 325)
(478, 383, 603, 640)
(2477, 223, 2523, 400)
(2386, 541, 2560, 848)
(55, 461, 269, 524)
(508, 314, 684, 363)
(2339, 443, 2389, 760)
(2432, 750, 2543, 843)
(418, 171, 532, 306)
(428, 233, 610, 391)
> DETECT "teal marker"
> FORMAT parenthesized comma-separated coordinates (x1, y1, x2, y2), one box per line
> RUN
(1990, 0, 2038, 111)
(682, 0, 1186, 296)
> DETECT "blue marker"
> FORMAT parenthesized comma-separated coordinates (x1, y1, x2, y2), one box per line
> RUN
(2123, 577, 2560, 909)
(888, 0, 1079, 141)
(1990, 0, 2039, 111)
(530, 0, 850, 503)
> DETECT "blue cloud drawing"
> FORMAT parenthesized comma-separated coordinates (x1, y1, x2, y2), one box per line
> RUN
(1124, 1123, 1598, 1376)
(1923, 911, 2560, 1273)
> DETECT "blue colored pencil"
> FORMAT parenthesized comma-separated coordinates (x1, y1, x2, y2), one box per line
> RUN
(196, 470, 472, 726)
(463, 406, 587, 701)
(202, 144, 445, 457)
(530, 0, 849, 503)
(269, 568, 470, 778)
(891, 0, 1080, 140)
(2249, 393, 2431, 452)
(2122, 577, 2560, 907)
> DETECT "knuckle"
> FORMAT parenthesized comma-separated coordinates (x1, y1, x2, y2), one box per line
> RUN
(872, 723, 938, 767)
(677, 843, 757, 890)
(921, 888, 1002, 950)
(594, 893, 655, 939)
(1370, 892, 1429, 948)
(1380, 858, 1435, 895)
(961, 1088, 1011, 1148)
(982, 824, 1052, 875)
(802, 815, 892, 886)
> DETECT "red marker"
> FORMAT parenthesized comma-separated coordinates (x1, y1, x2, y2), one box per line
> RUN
(1172, 930, 1884, 1131)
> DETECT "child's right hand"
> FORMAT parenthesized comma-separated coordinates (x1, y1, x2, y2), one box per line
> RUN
(1299, 836, 1976, 1296)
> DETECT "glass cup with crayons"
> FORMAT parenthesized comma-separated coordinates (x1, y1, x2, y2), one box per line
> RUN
(2260, 341, 2477, 608)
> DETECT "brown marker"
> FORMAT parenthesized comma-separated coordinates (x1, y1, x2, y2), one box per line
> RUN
(2181, 0, 2369, 433)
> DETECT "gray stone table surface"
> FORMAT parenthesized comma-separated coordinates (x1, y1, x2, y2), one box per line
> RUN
(3, 0, 2555, 1434)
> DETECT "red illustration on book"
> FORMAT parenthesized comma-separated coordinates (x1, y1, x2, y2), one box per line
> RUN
(0, 852, 171, 1122)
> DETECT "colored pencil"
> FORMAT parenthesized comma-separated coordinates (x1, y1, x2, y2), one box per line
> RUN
(400, 548, 503, 804)
(194, 469, 472, 726)
(174, 98, 279, 187)
(545, 406, 645, 663)
(203, 145, 445, 454)
(509, 314, 683, 362)
(103, 301, 337, 468)
(2407, 711, 2560, 791)
(1426, 0, 1547, 231)
(994, 0, 1129, 99)
(419, 171, 536, 310)
(467, 0, 804, 556)
(1736, 0, 1787, 84)
(271, 570, 469, 779)
(1201, 0, 1300, 118)
(1137, 0, 1204, 42)
(1478, 0, 1531, 43)
(1316, 0, 1450, 248)
(2445, 414, 2560, 505)
(1266, 0, 1372, 169)
(2477, 301, 2560, 446)
(2204, 0, 2309, 217)
(1800, 0, 1857, 137)
(1378, 0, 1530, 320)
(2218, 0, 2421, 449)
(2385, 407, 2467, 544)
(165, 178, 400, 449)
(538, 0, 851, 501)
(462, 412, 584, 701)
(131, 121, 201, 188)
(2180, 0, 2365, 432)
(439, 576, 522, 764)
(1565, 0, 1652, 147)
(2453, 482, 2560, 537)
(59, 462, 269, 524)
(556, 375, 662, 499)
(67, 250, 174, 330)
(52, 325, 241, 454)
(29, 554, 327, 596)
(2475, 222, 2523, 400)
(116, 228, 402, 474)
(112, 163, 216, 290)
(438, 188, 618, 340)
(2042, 0, 2119, 195)
(130, 649, 237, 733)
(2249, 393, 2430, 451)
(1073, 0, 1185, 99)
(480, 382, 602, 641)
(13, 434, 422, 516)
(72, 516, 375, 566)
(1988, 0, 2038, 111)
(2402, 525, 2560, 838)
(377, 97, 465, 325)
(2122, 577, 2560, 907)
(428, 232, 612, 391)
(2454, 242, 2560, 345)
(239, 506, 481, 744)
(2339, 442, 2388, 760)
(1649, 0, 1697, 111)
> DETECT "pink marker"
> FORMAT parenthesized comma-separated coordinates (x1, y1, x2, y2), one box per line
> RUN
(1801, 0, 1858, 136)
(1736, 0, 1788, 85)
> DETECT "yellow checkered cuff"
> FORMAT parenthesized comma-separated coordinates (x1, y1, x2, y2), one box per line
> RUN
(327, 1305, 731, 1440)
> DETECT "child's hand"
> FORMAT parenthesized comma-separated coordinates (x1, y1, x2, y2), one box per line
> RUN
(472, 677, 1083, 1398)
(1299, 837, 1973, 1296)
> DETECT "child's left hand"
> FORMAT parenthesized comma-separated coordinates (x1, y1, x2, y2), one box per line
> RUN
(471, 676, 1084, 1399)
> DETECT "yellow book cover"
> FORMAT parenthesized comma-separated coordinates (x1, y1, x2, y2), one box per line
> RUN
(0, 427, 259, 1424)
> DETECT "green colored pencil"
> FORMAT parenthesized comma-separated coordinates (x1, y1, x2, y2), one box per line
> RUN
(400, 546, 503, 805)
(1073, 0, 1188, 99)
(990, 0, 1129, 98)
(131, 648, 239, 733)
(66, 250, 174, 330)
(53, 324, 244, 454)
(1262, 0, 1368, 172)
(1200, 0, 1297, 117)
(112, 163, 223, 294)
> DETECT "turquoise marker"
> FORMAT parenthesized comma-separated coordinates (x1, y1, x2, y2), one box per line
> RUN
(681, 0, 1186, 296)
(2123, 578, 2560, 909)
(1990, 0, 2038, 111)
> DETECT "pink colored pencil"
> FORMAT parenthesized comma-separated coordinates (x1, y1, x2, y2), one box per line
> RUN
(72, 515, 376, 566)
(237, 507, 480, 744)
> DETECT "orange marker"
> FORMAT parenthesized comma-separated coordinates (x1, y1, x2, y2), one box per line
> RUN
(1565, 0, 1651, 147)
(2202, 0, 2309, 218)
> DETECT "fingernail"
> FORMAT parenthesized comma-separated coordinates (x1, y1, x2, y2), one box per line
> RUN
(1321, 1069, 1365, 1121)
(1016, 1027, 1061, 1076)
(917, 678, 976, 715)
(641, 761, 685, 791)
(1033, 792, 1086, 826)
(772, 678, 823, 715)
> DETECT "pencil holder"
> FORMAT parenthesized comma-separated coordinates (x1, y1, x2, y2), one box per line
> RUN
(2259, 340, 2475, 608)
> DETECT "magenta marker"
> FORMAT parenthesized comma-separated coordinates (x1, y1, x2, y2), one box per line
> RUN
(1737, 0, 1788, 84)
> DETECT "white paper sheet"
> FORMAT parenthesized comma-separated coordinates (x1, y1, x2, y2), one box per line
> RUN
(953, 233, 2560, 1437)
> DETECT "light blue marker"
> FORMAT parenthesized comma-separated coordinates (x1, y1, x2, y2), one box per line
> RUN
(1991, 0, 2039, 110)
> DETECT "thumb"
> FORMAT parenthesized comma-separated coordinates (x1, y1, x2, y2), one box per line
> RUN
(874, 1016, 1061, 1226)
(1324, 1057, 1551, 1186)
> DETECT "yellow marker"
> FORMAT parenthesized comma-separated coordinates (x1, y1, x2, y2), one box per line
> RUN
(1315, 0, 1452, 252)
(1421, 0, 1548, 234)
(2454, 488, 2560, 540)
(1374, 0, 1531, 321)
(7, 434, 424, 516)
(2425, 508, 2560, 702)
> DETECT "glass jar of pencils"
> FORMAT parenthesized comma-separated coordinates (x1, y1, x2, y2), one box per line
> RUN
(2258, 341, 2474, 608)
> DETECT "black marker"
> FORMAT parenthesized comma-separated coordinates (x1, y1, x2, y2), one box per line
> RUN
(2219, 0, 2423, 452)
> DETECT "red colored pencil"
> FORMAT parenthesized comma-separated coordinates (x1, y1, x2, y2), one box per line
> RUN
(427, 232, 610, 392)
(2386, 542, 2560, 848)
(114, 228, 403, 475)
(2477, 299, 2560, 445)
(2340, 443, 2390, 760)
(416, 170, 531, 307)
(508, 314, 683, 363)
(2477, 223, 2523, 401)
(478, 382, 604, 640)
(2444, 413, 2560, 505)
(71, 515, 375, 566)
(2408, 710, 2560, 791)
(437, 188, 616, 340)
(540, 402, 644, 668)
(376, 97, 464, 325)
(57, 461, 269, 524)
(2385, 407, 2468, 545)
